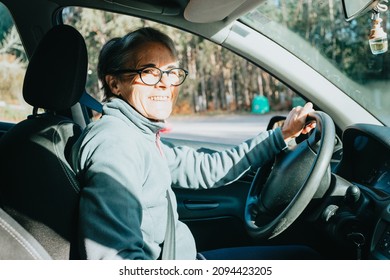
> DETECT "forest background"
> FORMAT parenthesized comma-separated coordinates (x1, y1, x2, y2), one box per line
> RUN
(1, 1, 387, 120)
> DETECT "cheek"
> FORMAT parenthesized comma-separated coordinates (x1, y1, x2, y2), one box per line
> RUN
(126, 86, 145, 105)
(125, 85, 177, 120)
(172, 87, 180, 102)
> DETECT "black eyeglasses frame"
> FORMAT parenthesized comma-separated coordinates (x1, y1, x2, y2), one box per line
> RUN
(110, 66, 188, 86)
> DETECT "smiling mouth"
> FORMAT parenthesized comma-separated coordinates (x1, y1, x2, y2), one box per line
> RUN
(149, 96, 170, 101)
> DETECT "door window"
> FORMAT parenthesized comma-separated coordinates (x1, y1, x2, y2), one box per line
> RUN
(63, 7, 301, 145)
(0, 2, 31, 123)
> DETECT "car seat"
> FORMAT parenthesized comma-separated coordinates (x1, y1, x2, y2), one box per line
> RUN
(0, 207, 52, 259)
(0, 25, 88, 259)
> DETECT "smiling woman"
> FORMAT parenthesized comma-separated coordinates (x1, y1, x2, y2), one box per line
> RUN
(98, 29, 183, 121)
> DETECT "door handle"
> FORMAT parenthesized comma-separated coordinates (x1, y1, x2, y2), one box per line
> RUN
(183, 200, 219, 210)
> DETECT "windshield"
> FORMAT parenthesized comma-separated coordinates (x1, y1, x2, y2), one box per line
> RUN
(241, 0, 390, 126)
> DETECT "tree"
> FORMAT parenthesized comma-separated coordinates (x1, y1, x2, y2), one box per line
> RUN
(0, 3, 13, 42)
(62, 1, 381, 115)
(0, 26, 27, 107)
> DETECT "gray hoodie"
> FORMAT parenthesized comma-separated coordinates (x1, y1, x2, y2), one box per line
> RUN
(71, 98, 286, 260)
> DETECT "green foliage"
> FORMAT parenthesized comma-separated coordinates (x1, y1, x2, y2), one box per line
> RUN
(0, 23, 28, 121)
(4, 1, 385, 120)
(0, 4, 29, 122)
(261, 0, 390, 83)
(0, 104, 32, 122)
(0, 58, 26, 103)
(63, 7, 296, 114)
(0, 3, 13, 41)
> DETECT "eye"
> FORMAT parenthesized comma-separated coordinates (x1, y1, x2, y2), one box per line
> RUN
(169, 69, 179, 76)
(142, 67, 160, 75)
(170, 68, 185, 77)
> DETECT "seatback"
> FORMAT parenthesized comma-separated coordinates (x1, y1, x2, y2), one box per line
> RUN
(0, 207, 52, 259)
(0, 25, 88, 259)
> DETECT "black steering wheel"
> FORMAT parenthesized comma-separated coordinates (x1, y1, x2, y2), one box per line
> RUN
(244, 111, 335, 239)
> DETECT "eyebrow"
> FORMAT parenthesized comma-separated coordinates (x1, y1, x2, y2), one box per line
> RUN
(139, 63, 156, 68)
(139, 63, 180, 69)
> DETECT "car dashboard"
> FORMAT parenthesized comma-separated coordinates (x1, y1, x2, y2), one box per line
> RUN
(333, 123, 390, 259)
(339, 124, 390, 197)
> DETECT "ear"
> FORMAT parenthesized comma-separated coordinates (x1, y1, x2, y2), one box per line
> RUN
(105, 75, 121, 96)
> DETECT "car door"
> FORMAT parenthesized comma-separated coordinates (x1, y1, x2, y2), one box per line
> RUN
(161, 114, 316, 253)
(162, 136, 257, 252)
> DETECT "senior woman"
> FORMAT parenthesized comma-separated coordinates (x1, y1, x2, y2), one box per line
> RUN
(71, 27, 317, 260)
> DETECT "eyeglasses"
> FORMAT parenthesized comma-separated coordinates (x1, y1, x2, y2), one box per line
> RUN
(112, 66, 188, 86)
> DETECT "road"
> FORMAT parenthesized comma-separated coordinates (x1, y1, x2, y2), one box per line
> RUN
(161, 112, 287, 145)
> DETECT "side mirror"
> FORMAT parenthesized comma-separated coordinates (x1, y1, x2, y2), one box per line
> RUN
(266, 116, 285, 131)
(341, 0, 379, 21)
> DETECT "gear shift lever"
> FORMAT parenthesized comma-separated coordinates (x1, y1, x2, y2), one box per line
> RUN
(347, 232, 365, 259)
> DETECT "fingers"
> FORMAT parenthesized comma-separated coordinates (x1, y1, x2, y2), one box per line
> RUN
(301, 121, 316, 134)
(298, 103, 316, 134)
(303, 102, 314, 112)
(290, 102, 313, 122)
(298, 102, 314, 117)
(298, 102, 314, 132)
(281, 102, 316, 141)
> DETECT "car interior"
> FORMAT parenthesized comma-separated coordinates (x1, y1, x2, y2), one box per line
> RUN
(0, 0, 390, 261)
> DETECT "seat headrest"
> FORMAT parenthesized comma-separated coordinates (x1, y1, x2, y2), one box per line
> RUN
(23, 25, 88, 111)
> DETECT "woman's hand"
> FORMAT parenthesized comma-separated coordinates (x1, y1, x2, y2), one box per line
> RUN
(281, 102, 316, 143)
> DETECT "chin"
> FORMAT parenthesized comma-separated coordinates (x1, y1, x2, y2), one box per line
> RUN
(149, 108, 172, 120)
(148, 112, 171, 121)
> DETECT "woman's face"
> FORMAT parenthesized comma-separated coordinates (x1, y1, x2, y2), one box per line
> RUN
(107, 41, 179, 121)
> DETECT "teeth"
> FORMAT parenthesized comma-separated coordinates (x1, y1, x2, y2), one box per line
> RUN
(149, 96, 170, 101)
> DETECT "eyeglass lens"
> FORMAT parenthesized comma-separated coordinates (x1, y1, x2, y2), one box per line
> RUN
(140, 67, 187, 86)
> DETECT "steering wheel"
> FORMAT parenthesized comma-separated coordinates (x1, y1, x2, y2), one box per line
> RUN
(244, 111, 335, 239)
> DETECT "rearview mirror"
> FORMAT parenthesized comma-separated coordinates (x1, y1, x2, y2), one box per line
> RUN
(342, 0, 379, 21)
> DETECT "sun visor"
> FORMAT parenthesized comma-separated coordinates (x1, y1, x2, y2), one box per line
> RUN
(104, 0, 181, 16)
(184, 0, 265, 23)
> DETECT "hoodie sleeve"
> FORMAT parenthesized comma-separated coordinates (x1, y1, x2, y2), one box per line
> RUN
(162, 128, 286, 189)
(72, 119, 149, 260)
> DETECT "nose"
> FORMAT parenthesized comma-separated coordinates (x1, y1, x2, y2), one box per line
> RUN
(156, 71, 170, 87)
